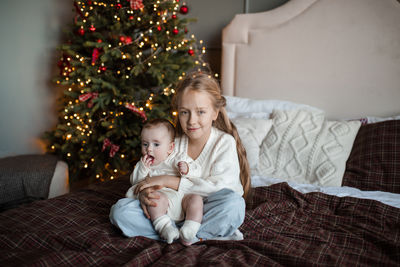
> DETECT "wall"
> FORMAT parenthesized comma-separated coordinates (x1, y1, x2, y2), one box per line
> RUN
(189, 0, 289, 73)
(0, 0, 287, 158)
(0, 0, 71, 157)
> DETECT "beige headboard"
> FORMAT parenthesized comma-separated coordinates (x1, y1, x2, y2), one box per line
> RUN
(221, 0, 400, 119)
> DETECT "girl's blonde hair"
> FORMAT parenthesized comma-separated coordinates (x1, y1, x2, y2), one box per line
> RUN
(172, 73, 251, 199)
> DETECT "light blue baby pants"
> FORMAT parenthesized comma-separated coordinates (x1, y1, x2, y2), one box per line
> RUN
(109, 188, 245, 240)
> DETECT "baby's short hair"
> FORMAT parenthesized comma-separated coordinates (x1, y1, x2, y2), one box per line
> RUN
(142, 118, 176, 142)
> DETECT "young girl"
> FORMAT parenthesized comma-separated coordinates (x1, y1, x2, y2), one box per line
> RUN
(110, 73, 250, 244)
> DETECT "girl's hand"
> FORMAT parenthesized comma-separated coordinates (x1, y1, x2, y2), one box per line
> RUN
(138, 187, 161, 219)
(134, 176, 165, 195)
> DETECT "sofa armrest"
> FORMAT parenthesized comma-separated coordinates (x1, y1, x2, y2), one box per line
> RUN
(48, 160, 70, 198)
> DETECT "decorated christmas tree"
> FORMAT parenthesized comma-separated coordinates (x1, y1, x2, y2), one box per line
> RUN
(43, 0, 210, 185)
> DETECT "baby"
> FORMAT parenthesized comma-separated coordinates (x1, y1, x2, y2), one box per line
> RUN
(126, 118, 202, 244)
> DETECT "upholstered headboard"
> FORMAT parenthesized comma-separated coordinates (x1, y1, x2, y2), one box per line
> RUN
(221, 0, 400, 119)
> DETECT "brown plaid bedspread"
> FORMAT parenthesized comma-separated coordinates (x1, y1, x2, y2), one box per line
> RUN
(1, 176, 399, 266)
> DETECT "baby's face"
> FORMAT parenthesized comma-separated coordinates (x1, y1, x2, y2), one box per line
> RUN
(141, 125, 174, 166)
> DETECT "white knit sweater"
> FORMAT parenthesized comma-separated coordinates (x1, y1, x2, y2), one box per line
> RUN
(177, 127, 243, 197)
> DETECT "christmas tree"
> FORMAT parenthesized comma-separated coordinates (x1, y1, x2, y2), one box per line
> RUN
(43, 0, 210, 185)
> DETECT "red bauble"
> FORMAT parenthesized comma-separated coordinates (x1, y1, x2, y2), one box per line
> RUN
(119, 36, 126, 42)
(129, 16, 134, 20)
(116, 3, 122, 9)
(172, 14, 177, 19)
(184, 27, 188, 33)
(89, 25, 96, 32)
(180, 5, 188, 14)
(99, 66, 107, 72)
(188, 49, 194, 56)
(157, 25, 162, 31)
(78, 28, 85, 36)
(125, 36, 133, 44)
(172, 28, 179, 35)
(97, 39, 102, 43)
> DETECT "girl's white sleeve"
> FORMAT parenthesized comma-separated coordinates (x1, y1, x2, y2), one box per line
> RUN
(125, 160, 149, 199)
(178, 136, 243, 197)
(186, 161, 202, 178)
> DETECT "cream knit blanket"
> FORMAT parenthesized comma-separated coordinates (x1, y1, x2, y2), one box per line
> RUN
(258, 109, 361, 187)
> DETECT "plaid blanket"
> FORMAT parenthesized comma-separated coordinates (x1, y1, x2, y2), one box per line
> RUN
(1, 176, 399, 266)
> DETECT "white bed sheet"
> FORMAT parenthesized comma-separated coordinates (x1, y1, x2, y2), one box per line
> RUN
(252, 176, 400, 209)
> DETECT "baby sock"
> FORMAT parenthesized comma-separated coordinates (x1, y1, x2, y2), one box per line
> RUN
(179, 220, 201, 246)
(153, 215, 179, 244)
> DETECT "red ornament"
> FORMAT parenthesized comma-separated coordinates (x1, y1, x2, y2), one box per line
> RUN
(172, 14, 177, 19)
(119, 36, 126, 42)
(92, 48, 100, 65)
(125, 36, 133, 44)
(97, 39, 102, 43)
(77, 28, 85, 36)
(89, 25, 96, 32)
(99, 66, 107, 72)
(172, 28, 179, 35)
(130, 0, 144, 10)
(180, 5, 189, 14)
(116, 3, 122, 9)
(129, 16, 134, 20)
(184, 27, 188, 33)
(157, 25, 162, 31)
(87, 0, 92, 5)
(188, 49, 194, 56)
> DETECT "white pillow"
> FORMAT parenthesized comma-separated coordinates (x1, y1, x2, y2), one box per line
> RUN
(225, 95, 322, 119)
(362, 114, 400, 124)
(231, 117, 272, 175)
(258, 109, 361, 187)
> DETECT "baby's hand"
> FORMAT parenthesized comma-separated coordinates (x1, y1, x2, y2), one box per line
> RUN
(178, 161, 189, 175)
(142, 154, 154, 168)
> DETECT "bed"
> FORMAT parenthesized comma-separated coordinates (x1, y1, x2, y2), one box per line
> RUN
(1, 0, 400, 265)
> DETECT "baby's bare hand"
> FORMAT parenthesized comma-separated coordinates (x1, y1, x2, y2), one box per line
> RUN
(178, 161, 189, 175)
(142, 155, 154, 167)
